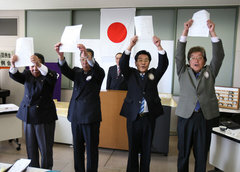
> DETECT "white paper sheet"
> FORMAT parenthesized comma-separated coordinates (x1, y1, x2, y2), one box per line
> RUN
(59, 25, 82, 53)
(8, 159, 31, 172)
(134, 16, 154, 40)
(188, 10, 210, 37)
(15, 37, 34, 67)
(0, 104, 19, 113)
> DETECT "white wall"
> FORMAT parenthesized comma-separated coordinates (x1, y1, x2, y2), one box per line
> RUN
(0, 0, 239, 10)
(0, 10, 25, 105)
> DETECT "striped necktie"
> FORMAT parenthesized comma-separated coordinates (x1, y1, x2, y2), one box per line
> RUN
(139, 73, 145, 113)
(139, 97, 145, 114)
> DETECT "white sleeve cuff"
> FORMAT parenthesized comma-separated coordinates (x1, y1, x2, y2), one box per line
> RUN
(125, 50, 131, 55)
(180, 36, 187, 43)
(58, 59, 66, 66)
(158, 49, 166, 55)
(9, 67, 18, 74)
(211, 37, 219, 43)
(38, 64, 48, 76)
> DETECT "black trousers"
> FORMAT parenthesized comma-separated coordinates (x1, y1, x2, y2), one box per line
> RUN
(177, 111, 219, 172)
(71, 122, 100, 172)
(126, 115, 156, 172)
(24, 121, 55, 169)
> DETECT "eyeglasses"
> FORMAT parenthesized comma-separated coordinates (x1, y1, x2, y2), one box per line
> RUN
(137, 59, 149, 63)
(190, 56, 203, 61)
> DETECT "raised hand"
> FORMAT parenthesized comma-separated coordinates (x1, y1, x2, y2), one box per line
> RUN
(30, 55, 41, 67)
(127, 36, 138, 51)
(207, 20, 217, 37)
(54, 42, 64, 60)
(182, 19, 193, 36)
(153, 36, 163, 51)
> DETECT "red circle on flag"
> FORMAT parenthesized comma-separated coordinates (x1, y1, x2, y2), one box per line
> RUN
(107, 22, 127, 43)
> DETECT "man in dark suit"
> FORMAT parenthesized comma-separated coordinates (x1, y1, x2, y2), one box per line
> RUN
(55, 43, 105, 172)
(175, 19, 225, 172)
(120, 35, 169, 172)
(9, 53, 58, 169)
(106, 52, 127, 90)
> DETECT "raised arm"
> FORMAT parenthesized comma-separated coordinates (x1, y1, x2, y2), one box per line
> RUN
(153, 36, 169, 81)
(55, 42, 75, 81)
(207, 20, 225, 77)
(9, 55, 25, 84)
(175, 19, 193, 76)
(120, 36, 138, 78)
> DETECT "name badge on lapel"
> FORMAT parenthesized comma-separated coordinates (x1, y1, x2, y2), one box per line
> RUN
(204, 71, 209, 79)
(86, 75, 92, 81)
(148, 73, 154, 80)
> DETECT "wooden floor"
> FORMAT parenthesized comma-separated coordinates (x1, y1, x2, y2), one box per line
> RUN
(0, 136, 215, 172)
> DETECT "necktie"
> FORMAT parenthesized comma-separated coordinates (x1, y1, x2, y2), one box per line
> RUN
(117, 66, 120, 76)
(194, 72, 201, 112)
(139, 73, 145, 113)
(139, 97, 145, 114)
(140, 73, 144, 80)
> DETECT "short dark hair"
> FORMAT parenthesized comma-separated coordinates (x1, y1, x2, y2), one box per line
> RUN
(34, 53, 45, 64)
(86, 48, 94, 58)
(115, 52, 122, 57)
(187, 46, 207, 62)
(134, 50, 151, 62)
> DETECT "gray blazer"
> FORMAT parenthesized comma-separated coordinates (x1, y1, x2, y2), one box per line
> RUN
(175, 40, 225, 120)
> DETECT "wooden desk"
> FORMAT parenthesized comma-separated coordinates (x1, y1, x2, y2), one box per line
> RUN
(209, 127, 240, 172)
(99, 90, 128, 150)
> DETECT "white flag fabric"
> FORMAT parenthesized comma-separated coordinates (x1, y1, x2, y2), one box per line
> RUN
(100, 8, 136, 59)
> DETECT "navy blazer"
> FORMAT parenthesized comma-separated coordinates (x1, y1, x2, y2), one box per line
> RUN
(119, 52, 169, 121)
(59, 60, 105, 124)
(106, 65, 127, 90)
(9, 68, 58, 124)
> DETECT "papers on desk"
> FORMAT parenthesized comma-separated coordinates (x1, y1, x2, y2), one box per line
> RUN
(0, 104, 19, 113)
(213, 127, 240, 141)
(6, 159, 31, 172)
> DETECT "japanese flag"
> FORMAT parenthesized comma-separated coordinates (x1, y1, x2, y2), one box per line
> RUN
(100, 8, 136, 59)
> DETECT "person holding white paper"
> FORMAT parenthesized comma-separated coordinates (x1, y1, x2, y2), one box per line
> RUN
(9, 53, 58, 170)
(55, 42, 105, 172)
(119, 35, 168, 172)
(175, 19, 225, 172)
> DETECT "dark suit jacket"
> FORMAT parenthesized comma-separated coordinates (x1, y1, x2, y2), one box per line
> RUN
(59, 60, 105, 124)
(119, 51, 169, 121)
(9, 68, 58, 124)
(175, 40, 225, 120)
(106, 65, 127, 90)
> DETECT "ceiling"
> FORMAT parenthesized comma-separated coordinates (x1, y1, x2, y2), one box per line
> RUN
(0, 0, 239, 10)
